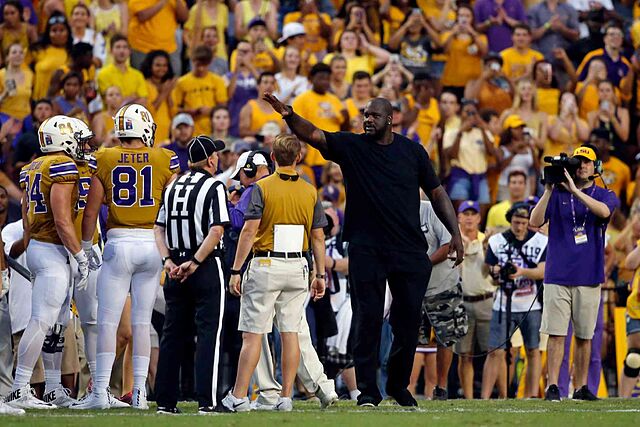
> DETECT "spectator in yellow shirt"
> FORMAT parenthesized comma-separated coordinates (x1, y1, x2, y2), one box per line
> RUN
(283, 0, 332, 59)
(499, 79, 547, 153)
(485, 169, 527, 233)
(141, 50, 176, 145)
(292, 62, 349, 182)
(586, 79, 630, 162)
(0, 1, 37, 67)
(91, 85, 122, 147)
(323, 29, 390, 84)
(96, 34, 148, 105)
(183, 0, 229, 60)
(0, 43, 32, 124)
(30, 12, 72, 101)
(546, 92, 590, 159)
(128, 0, 188, 74)
(575, 58, 608, 120)
(500, 24, 544, 83)
(173, 45, 228, 136)
(404, 72, 440, 152)
(328, 55, 350, 101)
(533, 60, 560, 116)
(590, 127, 630, 204)
(440, 4, 488, 100)
(238, 72, 284, 137)
(344, 71, 373, 133)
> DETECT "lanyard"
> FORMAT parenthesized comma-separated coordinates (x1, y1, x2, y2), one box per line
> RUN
(570, 185, 597, 229)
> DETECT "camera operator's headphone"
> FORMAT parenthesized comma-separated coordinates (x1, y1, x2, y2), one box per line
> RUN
(505, 201, 532, 224)
(242, 151, 270, 178)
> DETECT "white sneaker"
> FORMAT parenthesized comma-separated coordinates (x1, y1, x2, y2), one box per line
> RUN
(69, 390, 109, 410)
(132, 388, 148, 410)
(0, 401, 25, 415)
(43, 387, 77, 408)
(274, 397, 293, 412)
(221, 391, 251, 412)
(250, 400, 275, 411)
(108, 389, 130, 409)
(5, 385, 56, 409)
(316, 388, 339, 409)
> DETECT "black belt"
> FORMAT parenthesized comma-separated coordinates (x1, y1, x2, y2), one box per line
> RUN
(169, 248, 223, 259)
(463, 292, 494, 303)
(253, 251, 305, 259)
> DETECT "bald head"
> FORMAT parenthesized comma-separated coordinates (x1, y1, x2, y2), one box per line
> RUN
(363, 98, 393, 139)
(367, 98, 393, 117)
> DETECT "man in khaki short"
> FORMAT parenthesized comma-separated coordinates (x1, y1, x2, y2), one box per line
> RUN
(224, 134, 327, 412)
(530, 145, 619, 401)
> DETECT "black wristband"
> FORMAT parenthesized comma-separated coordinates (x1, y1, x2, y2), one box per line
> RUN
(161, 256, 171, 265)
(191, 256, 202, 266)
(316, 273, 326, 279)
(230, 269, 242, 275)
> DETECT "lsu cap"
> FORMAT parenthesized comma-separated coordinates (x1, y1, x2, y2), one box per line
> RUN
(572, 146, 597, 162)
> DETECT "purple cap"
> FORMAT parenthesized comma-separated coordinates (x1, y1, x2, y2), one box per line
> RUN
(457, 200, 479, 214)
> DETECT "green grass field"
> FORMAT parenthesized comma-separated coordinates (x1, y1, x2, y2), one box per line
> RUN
(2, 399, 640, 427)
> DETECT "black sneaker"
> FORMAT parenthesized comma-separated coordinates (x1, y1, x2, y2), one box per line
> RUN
(433, 386, 448, 401)
(356, 395, 379, 408)
(545, 384, 561, 402)
(157, 406, 182, 414)
(572, 386, 599, 401)
(388, 388, 418, 407)
(198, 406, 219, 414)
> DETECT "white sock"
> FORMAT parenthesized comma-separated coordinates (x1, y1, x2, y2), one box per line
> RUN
(43, 369, 61, 393)
(132, 355, 150, 391)
(13, 367, 33, 391)
(14, 319, 49, 390)
(94, 352, 116, 394)
(349, 389, 361, 401)
(81, 323, 98, 378)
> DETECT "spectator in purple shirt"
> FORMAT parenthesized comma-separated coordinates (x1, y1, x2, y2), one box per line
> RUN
(530, 144, 619, 402)
(227, 150, 271, 233)
(164, 113, 195, 174)
(474, 0, 527, 53)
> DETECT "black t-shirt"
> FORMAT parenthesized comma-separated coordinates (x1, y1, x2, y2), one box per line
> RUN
(322, 131, 440, 253)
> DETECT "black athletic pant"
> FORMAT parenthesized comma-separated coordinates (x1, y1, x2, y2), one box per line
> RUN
(156, 253, 225, 409)
(349, 244, 431, 404)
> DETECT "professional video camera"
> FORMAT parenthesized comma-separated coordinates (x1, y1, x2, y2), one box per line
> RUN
(542, 153, 581, 185)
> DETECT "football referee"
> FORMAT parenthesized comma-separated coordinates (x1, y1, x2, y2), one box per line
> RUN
(153, 135, 230, 414)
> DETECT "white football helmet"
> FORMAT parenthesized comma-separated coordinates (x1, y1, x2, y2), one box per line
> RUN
(38, 115, 90, 160)
(113, 104, 157, 147)
(67, 117, 95, 162)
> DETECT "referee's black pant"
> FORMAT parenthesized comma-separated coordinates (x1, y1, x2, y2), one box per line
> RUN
(155, 252, 225, 409)
(348, 244, 431, 404)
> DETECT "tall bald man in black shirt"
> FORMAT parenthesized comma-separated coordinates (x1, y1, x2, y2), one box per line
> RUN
(265, 94, 464, 407)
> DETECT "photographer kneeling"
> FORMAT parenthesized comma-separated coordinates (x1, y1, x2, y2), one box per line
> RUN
(530, 145, 619, 401)
(481, 203, 547, 399)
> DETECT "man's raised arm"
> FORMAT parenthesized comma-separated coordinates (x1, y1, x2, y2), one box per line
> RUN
(263, 93, 328, 153)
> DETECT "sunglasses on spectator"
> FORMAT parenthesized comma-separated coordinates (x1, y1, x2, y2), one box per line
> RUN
(277, 172, 299, 181)
(48, 15, 67, 25)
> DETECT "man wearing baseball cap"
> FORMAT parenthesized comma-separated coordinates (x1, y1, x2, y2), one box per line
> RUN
(455, 200, 495, 399)
(531, 144, 619, 401)
(154, 135, 230, 414)
(280, 1, 332, 58)
(164, 113, 195, 173)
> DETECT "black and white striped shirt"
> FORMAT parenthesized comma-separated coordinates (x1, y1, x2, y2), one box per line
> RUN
(156, 170, 230, 251)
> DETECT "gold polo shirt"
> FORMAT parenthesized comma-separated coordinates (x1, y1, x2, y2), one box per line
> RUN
(244, 167, 327, 252)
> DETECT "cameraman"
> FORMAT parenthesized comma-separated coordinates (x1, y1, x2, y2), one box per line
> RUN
(481, 203, 547, 399)
(530, 145, 619, 401)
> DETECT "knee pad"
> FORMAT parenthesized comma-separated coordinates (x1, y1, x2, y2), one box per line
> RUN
(42, 324, 65, 354)
(624, 348, 640, 378)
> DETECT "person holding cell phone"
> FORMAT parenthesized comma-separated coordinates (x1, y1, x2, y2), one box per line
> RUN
(586, 79, 630, 162)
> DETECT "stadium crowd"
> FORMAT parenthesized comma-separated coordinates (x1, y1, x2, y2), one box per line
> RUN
(0, 0, 639, 413)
